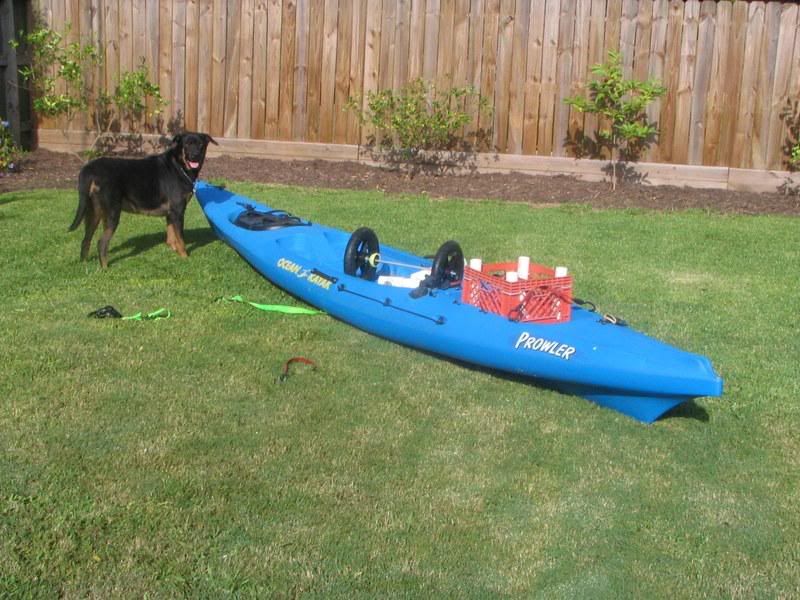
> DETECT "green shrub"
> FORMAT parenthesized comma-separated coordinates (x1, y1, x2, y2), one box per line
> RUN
(0, 121, 24, 171)
(347, 79, 490, 173)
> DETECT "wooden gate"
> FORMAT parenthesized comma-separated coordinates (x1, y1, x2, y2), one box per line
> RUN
(0, 0, 32, 148)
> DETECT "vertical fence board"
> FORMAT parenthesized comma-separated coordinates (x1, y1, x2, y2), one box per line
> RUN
(195, 0, 212, 131)
(407, 0, 425, 80)
(619, 0, 638, 77)
(208, 0, 226, 136)
(393, 0, 411, 89)
(103, 0, 118, 99)
(716, 0, 746, 167)
(452, 0, 470, 88)
(732, 1, 764, 169)
(656, 1, 681, 163)
(632, 0, 652, 83)
(184, 0, 199, 130)
(345, 0, 366, 144)
(305, 0, 323, 142)
(319, 0, 338, 141)
(599, 0, 621, 153)
(536, 0, 558, 155)
(359, 0, 381, 144)
(507, 0, 530, 154)
(119, 0, 132, 76)
(423, 0, 440, 81)
(687, 1, 714, 165)
(158, 0, 173, 126)
(378, 0, 395, 90)
(646, 0, 668, 162)
(751, 1, 780, 169)
(553, 0, 575, 156)
(170, 0, 185, 129)
(603, 0, 621, 54)
(477, 0, 497, 143)
(702, 0, 727, 165)
(251, 1, 267, 139)
(145, 0, 158, 78)
(436, 0, 454, 90)
(292, 0, 308, 141)
(145, 0, 159, 129)
(492, 0, 514, 152)
(579, 0, 606, 156)
(132, 0, 145, 67)
(236, 0, 254, 139)
(521, 0, 544, 154)
(465, 0, 486, 145)
(670, 0, 697, 165)
(333, 0, 353, 143)
(566, 0, 589, 152)
(70, 0, 88, 130)
(222, 0, 240, 139)
(264, 0, 281, 138)
(277, 0, 295, 139)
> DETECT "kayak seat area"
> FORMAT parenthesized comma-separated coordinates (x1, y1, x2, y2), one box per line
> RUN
(232, 205, 309, 230)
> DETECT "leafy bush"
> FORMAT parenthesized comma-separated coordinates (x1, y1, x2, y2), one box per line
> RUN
(13, 24, 167, 157)
(347, 79, 490, 174)
(565, 51, 665, 189)
(0, 121, 24, 172)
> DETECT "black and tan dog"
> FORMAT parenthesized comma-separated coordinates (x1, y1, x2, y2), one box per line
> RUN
(69, 131, 217, 268)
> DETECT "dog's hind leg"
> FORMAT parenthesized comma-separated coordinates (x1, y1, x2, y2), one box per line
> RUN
(97, 208, 120, 269)
(80, 211, 101, 261)
(78, 181, 102, 261)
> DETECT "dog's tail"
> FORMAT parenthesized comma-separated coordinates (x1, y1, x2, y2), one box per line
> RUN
(69, 171, 91, 231)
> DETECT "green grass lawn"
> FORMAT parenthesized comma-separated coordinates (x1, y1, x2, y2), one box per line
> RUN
(1, 182, 798, 597)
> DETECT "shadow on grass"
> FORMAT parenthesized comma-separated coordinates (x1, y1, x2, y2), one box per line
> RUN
(419, 350, 712, 424)
(108, 226, 218, 266)
(662, 400, 710, 422)
(0, 191, 26, 207)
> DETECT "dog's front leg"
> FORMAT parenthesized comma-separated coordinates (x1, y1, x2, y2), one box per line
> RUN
(166, 211, 188, 257)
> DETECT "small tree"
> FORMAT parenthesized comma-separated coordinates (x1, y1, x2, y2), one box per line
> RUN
(13, 25, 100, 122)
(565, 51, 665, 189)
(13, 24, 167, 157)
(347, 79, 490, 175)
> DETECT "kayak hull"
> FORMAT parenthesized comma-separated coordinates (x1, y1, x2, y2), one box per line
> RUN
(195, 181, 723, 423)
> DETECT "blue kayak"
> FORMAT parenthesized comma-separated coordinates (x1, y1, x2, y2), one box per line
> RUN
(195, 181, 723, 423)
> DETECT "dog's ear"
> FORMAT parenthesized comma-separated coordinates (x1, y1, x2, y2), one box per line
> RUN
(203, 133, 219, 146)
(171, 133, 184, 149)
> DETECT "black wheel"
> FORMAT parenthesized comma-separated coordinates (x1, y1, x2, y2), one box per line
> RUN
(430, 240, 464, 289)
(344, 227, 380, 279)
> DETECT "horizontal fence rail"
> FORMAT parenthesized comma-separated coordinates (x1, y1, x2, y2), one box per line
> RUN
(31, 0, 800, 171)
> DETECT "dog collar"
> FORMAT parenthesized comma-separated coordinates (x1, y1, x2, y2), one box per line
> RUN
(176, 159, 196, 188)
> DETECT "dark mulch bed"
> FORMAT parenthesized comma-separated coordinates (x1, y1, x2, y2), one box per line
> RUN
(2, 148, 798, 216)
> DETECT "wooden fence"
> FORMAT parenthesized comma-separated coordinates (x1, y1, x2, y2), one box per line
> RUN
(31, 0, 800, 171)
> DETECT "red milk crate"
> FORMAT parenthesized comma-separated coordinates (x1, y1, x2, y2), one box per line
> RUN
(461, 262, 573, 323)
